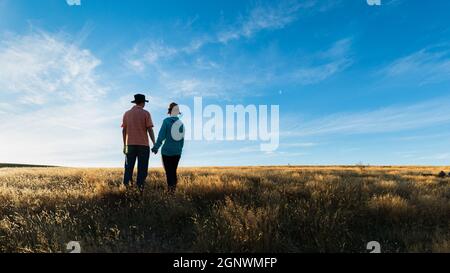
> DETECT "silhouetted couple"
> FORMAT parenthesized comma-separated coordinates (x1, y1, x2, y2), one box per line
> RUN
(121, 94, 184, 194)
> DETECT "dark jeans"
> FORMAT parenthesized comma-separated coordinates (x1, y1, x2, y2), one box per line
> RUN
(162, 155, 181, 193)
(123, 145, 150, 189)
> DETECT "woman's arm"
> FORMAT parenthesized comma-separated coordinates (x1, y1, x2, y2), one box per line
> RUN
(152, 120, 167, 151)
(180, 124, 185, 150)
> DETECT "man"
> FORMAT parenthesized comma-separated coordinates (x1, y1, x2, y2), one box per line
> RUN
(122, 94, 156, 192)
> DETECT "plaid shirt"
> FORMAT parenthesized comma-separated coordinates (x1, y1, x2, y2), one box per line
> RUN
(122, 106, 154, 146)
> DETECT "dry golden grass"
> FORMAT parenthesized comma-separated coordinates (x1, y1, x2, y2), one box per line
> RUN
(0, 166, 449, 253)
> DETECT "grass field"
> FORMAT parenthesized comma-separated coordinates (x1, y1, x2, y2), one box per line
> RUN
(0, 166, 448, 253)
(0, 163, 55, 168)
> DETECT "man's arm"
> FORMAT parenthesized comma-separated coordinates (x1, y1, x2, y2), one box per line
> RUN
(122, 128, 127, 155)
(122, 128, 127, 146)
(148, 127, 156, 146)
(146, 112, 156, 146)
(121, 113, 127, 147)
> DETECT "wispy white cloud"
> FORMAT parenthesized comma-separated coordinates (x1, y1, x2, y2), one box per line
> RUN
(393, 132, 450, 142)
(125, 0, 320, 73)
(124, 38, 353, 99)
(0, 102, 14, 114)
(0, 31, 106, 105)
(121, 1, 350, 99)
(281, 142, 318, 148)
(0, 102, 122, 166)
(66, 0, 81, 6)
(292, 62, 347, 85)
(217, 0, 315, 43)
(0, 31, 124, 167)
(384, 0, 404, 7)
(288, 97, 450, 137)
(164, 78, 220, 97)
(382, 45, 450, 85)
(125, 41, 179, 72)
(289, 38, 353, 85)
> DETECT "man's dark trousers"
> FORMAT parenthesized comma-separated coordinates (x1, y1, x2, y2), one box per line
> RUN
(124, 145, 150, 189)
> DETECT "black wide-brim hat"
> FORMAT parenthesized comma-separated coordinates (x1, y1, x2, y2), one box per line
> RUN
(131, 94, 149, 103)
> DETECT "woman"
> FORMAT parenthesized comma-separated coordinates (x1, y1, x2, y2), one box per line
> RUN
(152, 103, 184, 193)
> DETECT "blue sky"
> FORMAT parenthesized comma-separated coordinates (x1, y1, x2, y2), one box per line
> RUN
(1, 0, 450, 167)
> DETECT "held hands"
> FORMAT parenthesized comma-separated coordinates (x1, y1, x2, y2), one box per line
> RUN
(151, 147, 158, 154)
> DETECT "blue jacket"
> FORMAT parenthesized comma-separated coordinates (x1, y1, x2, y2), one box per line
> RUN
(153, 117, 184, 156)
